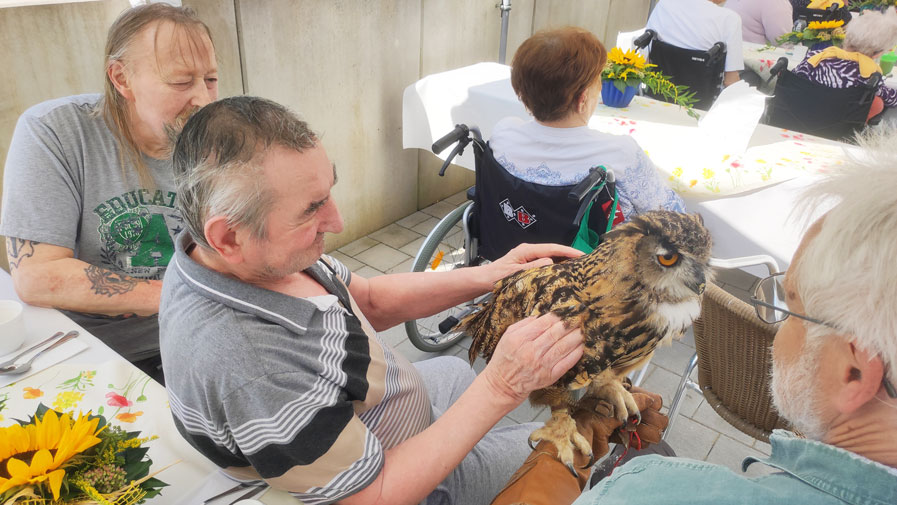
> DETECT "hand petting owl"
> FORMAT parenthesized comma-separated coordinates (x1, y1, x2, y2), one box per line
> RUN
(462, 210, 713, 475)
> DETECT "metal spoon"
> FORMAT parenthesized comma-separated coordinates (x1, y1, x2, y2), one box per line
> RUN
(0, 331, 64, 369)
(0, 330, 79, 375)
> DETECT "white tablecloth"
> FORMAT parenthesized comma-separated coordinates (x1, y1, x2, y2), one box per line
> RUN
(0, 270, 300, 505)
(402, 63, 844, 269)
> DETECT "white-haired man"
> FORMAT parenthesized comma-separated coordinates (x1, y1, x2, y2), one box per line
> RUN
(161, 95, 587, 505)
(490, 128, 897, 504)
(1, 4, 218, 381)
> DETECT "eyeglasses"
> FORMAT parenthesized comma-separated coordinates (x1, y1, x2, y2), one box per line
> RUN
(750, 272, 897, 399)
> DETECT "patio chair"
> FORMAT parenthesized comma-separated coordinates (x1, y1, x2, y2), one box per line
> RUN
(633, 29, 726, 111)
(663, 256, 790, 444)
(763, 57, 882, 142)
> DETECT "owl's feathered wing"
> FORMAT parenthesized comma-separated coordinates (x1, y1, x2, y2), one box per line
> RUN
(462, 210, 712, 410)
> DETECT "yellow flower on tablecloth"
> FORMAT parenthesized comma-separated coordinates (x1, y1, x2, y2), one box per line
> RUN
(689, 180, 698, 188)
(702, 168, 715, 179)
(52, 391, 84, 411)
(672, 167, 683, 177)
(115, 411, 144, 424)
(0, 410, 103, 500)
(23, 387, 43, 400)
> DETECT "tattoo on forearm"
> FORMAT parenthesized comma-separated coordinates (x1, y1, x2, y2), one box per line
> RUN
(6, 238, 40, 271)
(84, 265, 149, 297)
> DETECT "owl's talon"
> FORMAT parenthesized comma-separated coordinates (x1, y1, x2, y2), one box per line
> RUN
(528, 437, 541, 451)
(566, 461, 579, 478)
(580, 452, 596, 469)
(628, 411, 642, 426)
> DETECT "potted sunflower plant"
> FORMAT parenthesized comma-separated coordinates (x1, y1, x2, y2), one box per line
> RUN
(776, 19, 847, 49)
(0, 405, 171, 505)
(600, 47, 698, 118)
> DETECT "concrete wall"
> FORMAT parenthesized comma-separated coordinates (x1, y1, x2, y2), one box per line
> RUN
(0, 0, 650, 265)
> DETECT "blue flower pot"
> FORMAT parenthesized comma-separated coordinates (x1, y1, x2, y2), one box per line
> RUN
(601, 82, 638, 108)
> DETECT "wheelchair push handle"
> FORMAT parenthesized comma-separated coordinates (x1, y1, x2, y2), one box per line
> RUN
(568, 166, 608, 201)
(432, 124, 470, 154)
(769, 57, 789, 78)
(633, 29, 655, 49)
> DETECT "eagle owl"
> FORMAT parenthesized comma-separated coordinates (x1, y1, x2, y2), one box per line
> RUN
(462, 210, 713, 472)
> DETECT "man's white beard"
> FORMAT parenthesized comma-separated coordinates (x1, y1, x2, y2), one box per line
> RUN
(771, 342, 828, 440)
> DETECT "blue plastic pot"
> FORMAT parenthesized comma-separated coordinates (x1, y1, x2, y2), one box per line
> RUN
(601, 81, 638, 108)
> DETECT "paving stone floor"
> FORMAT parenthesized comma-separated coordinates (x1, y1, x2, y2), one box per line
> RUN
(334, 191, 775, 476)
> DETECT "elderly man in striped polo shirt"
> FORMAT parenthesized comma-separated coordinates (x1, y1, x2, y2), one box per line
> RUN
(159, 95, 586, 505)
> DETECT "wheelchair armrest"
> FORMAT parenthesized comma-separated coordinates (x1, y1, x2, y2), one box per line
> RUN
(633, 29, 656, 50)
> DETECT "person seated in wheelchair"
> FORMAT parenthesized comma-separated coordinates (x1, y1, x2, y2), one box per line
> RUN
(791, 8, 897, 121)
(489, 27, 685, 224)
(645, 0, 744, 87)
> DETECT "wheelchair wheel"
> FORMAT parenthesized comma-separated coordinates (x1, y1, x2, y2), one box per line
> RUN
(405, 200, 475, 352)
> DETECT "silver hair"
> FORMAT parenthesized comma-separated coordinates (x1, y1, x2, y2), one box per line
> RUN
(173, 96, 318, 249)
(793, 123, 897, 378)
(843, 7, 897, 57)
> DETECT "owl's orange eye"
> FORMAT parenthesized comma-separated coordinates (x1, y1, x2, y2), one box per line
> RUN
(657, 252, 679, 267)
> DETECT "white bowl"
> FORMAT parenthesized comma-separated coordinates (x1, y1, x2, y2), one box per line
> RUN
(0, 300, 26, 356)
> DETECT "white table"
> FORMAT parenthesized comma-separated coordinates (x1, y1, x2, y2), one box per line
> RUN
(0, 271, 300, 505)
(403, 63, 845, 269)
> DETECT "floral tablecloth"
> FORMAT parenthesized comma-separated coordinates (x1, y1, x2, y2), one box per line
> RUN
(0, 361, 220, 505)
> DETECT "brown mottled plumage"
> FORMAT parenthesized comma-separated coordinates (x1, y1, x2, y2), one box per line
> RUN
(462, 210, 713, 471)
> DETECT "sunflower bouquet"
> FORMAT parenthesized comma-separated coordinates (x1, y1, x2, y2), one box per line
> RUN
(0, 404, 169, 505)
(776, 19, 846, 47)
(601, 47, 699, 119)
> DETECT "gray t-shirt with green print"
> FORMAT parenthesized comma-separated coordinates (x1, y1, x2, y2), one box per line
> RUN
(0, 94, 181, 361)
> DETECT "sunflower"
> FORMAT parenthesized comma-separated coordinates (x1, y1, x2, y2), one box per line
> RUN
(807, 19, 845, 30)
(608, 47, 650, 69)
(0, 410, 103, 500)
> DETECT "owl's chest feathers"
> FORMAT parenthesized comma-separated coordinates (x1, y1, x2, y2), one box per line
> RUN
(651, 297, 701, 341)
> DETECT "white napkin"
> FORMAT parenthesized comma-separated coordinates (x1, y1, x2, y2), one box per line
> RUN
(0, 333, 88, 388)
(698, 81, 768, 156)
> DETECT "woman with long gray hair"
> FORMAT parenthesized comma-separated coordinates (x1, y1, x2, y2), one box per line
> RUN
(0, 3, 219, 383)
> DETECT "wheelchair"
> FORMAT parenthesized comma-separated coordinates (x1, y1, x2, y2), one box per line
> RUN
(763, 57, 882, 141)
(405, 124, 620, 351)
(633, 29, 726, 111)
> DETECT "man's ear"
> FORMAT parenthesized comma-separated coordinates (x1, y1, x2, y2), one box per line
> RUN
(833, 340, 885, 414)
(107, 60, 134, 101)
(203, 216, 245, 265)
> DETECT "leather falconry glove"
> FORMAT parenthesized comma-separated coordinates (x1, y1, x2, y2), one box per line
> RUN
(490, 389, 668, 505)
